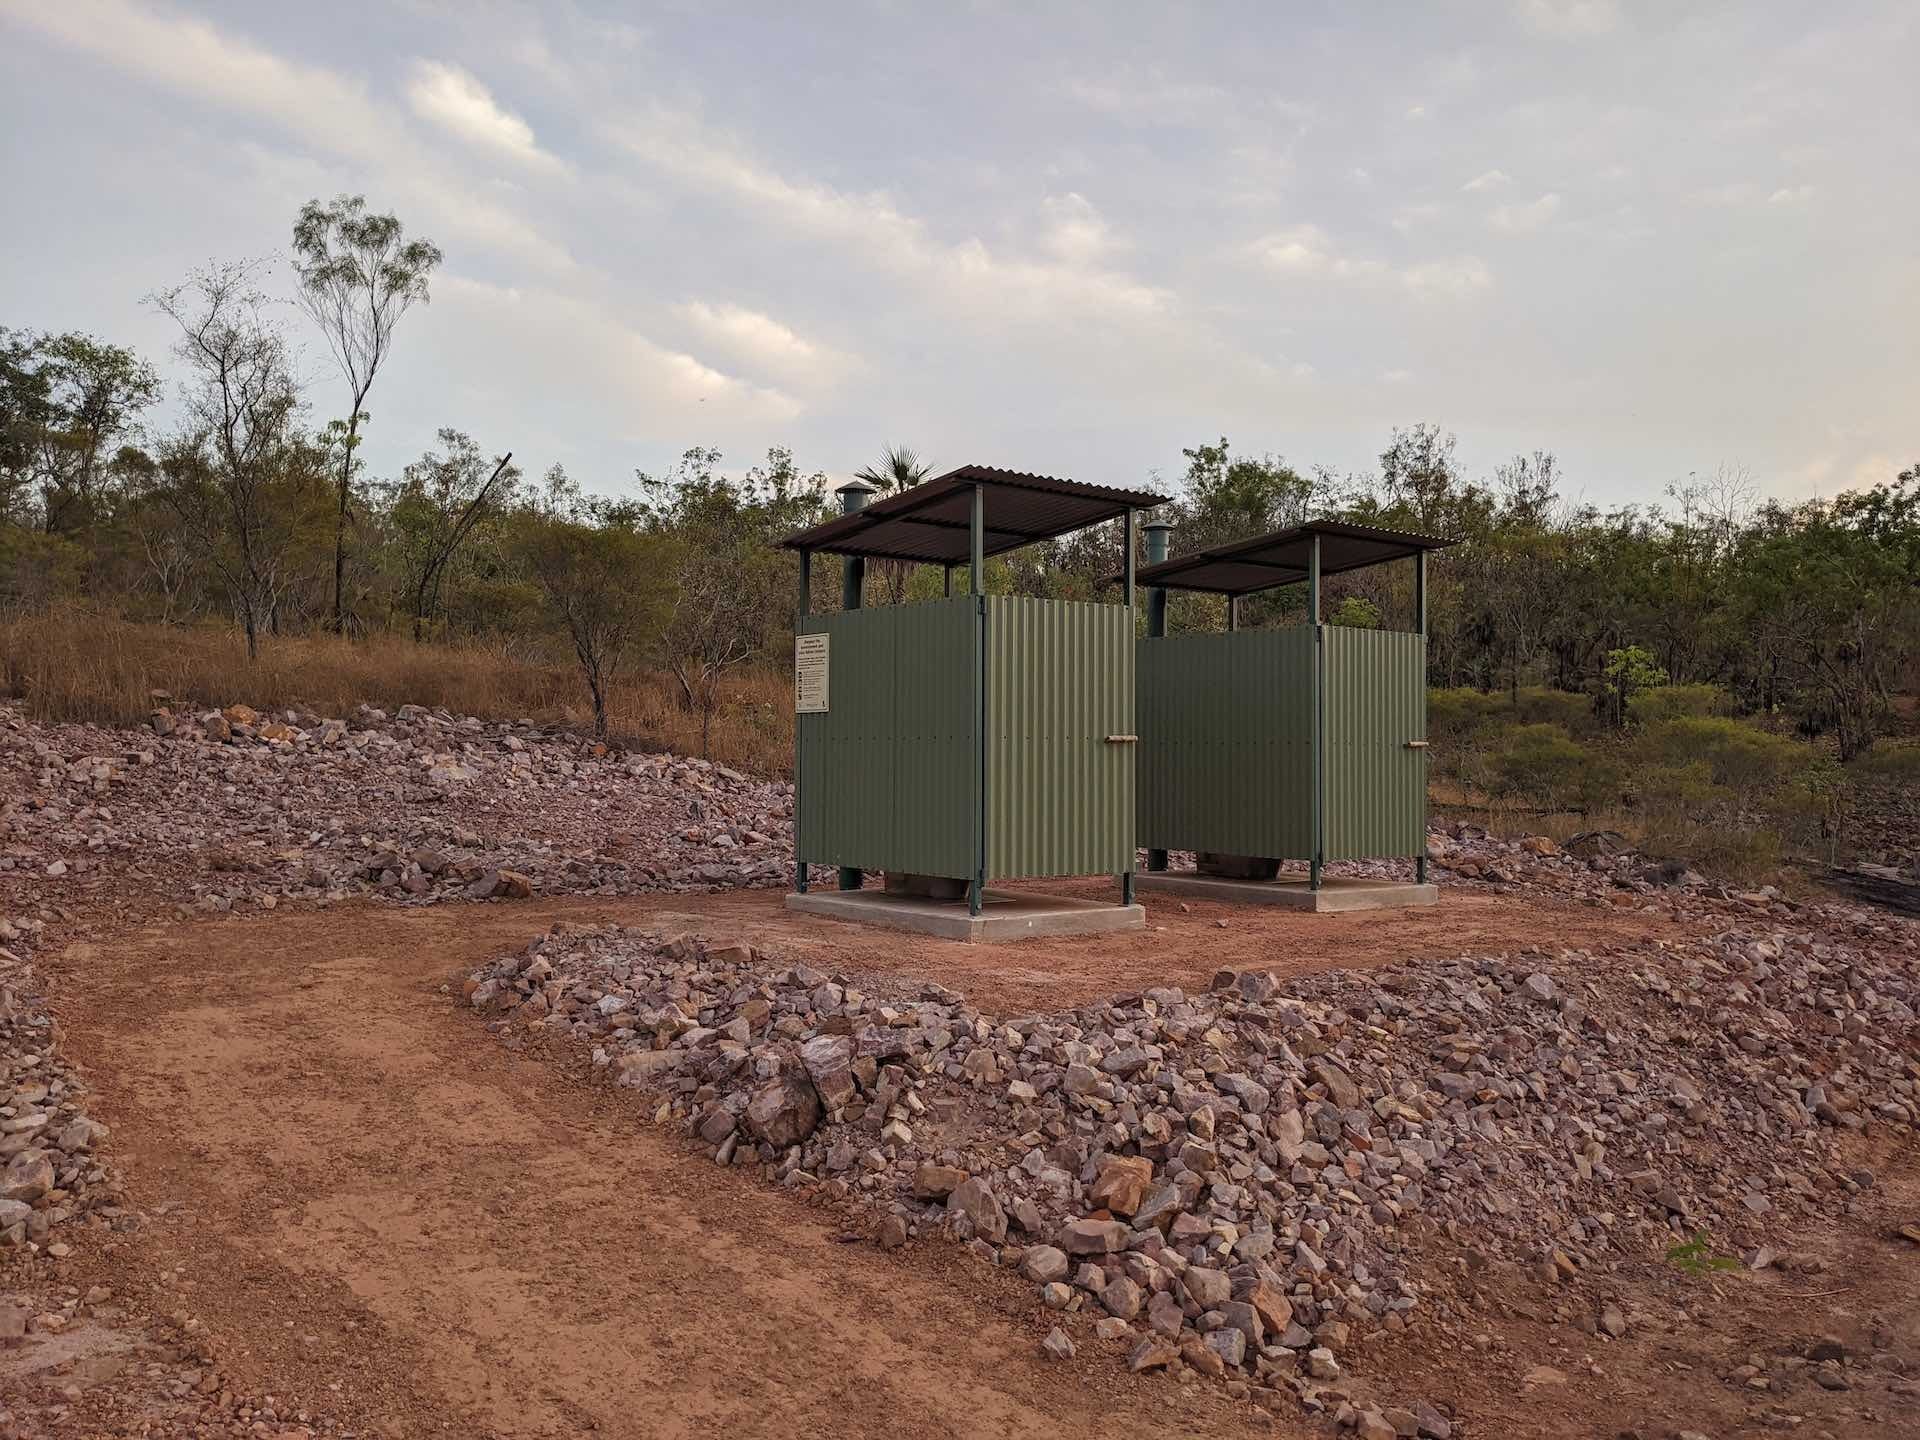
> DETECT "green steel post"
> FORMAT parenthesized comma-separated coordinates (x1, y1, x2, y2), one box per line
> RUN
(1143, 522, 1170, 639)
(970, 482, 986, 917)
(1310, 532, 1323, 891)
(835, 483, 874, 891)
(1416, 548, 1429, 885)
(1121, 508, 1137, 901)
(794, 548, 811, 894)
(1143, 521, 1170, 872)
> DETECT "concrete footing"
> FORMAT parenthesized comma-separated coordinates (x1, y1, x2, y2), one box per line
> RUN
(1134, 872, 1438, 912)
(785, 887, 1145, 942)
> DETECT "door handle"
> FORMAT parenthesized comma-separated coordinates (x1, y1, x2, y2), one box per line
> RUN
(1404, 740, 1429, 749)
(1105, 734, 1138, 744)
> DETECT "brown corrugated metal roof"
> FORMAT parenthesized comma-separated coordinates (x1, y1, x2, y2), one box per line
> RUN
(1131, 519, 1457, 596)
(781, 464, 1166, 563)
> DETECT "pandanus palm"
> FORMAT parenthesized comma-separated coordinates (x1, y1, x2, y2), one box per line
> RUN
(853, 446, 932, 603)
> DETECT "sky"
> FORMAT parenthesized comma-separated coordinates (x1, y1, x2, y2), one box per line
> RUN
(2, 0, 1915, 512)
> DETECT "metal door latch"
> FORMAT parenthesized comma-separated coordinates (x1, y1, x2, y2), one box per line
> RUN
(1404, 740, 1429, 749)
(1105, 734, 1139, 744)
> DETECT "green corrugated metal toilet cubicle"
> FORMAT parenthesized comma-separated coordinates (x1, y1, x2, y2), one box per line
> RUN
(782, 465, 1163, 917)
(1131, 520, 1458, 896)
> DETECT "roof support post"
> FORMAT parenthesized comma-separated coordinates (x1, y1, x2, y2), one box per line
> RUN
(1310, 531, 1323, 891)
(943, 564, 953, 598)
(1121, 507, 1137, 905)
(1308, 532, 1322, 625)
(834, 484, 874, 891)
(1227, 596, 1239, 632)
(971, 481, 986, 916)
(793, 548, 811, 895)
(1415, 547, 1430, 885)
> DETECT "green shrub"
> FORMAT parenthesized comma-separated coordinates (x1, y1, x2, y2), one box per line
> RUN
(1856, 742, 1920, 780)
(1628, 683, 1732, 726)
(1637, 716, 1802, 799)
(1492, 723, 1620, 810)
(1328, 596, 1381, 629)
(1513, 686, 1603, 736)
(1429, 687, 1503, 739)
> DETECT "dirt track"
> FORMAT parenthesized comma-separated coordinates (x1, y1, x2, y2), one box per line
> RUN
(32, 887, 1920, 1437)
(51, 898, 1292, 1440)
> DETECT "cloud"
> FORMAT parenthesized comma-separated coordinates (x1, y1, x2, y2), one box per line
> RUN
(5, 0, 573, 271)
(1513, 0, 1621, 37)
(1250, 225, 1382, 279)
(1405, 104, 1428, 121)
(1692, 181, 1815, 211)
(1382, 368, 1414, 384)
(677, 301, 852, 387)
(437, 276, 802, 429)
(1251, 226, 1491, 299)
(609, 108, 1170, 324)
(1041, 192, 1123, 265)
(406, 60, 564, 173)
(1462, 169, 1512, 193)
(1488, 191, 1563, 233)
(1062, 67, 1232, 124)
(1400, 257, 1494, 298)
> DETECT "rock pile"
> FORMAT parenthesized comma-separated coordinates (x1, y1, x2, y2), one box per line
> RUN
(0, 940, 123, 1257)
(461, 894, 1918, 1419)
(2, 699, 797, 923)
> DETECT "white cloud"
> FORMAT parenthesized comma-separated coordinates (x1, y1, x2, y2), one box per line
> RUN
(1382, 368, 1414, 384)
(1400, 257, 1494, 298)
(609, 108, 1170, 324)
(1041, 192, 1123, 265)
(1063, 67, 1231, 124)
(1693, 181, 1761, 207)
(1514, 0, 1621, 37)
(1693, 181, 1815, 211)
(1462, 169, 1512, 193)
(438, 276, 801, 428)
(1405, 104, 1428, 121)
(1252, 227, 1491, 299)
(677, 301, 852, 387)
(406, 61, 564, 173)
(3, 0, 573, 272)
(1489, 191, 1563, 233)
(1250, 225, 1382, 280)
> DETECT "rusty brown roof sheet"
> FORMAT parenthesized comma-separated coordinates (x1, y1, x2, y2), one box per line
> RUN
(781, 464, 1166, 563)
(1131, 520, 1457, 596)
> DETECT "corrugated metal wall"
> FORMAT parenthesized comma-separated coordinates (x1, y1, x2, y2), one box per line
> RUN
(1136, 627, 1317, 858)
(1323, 626, 1427, 860)
(984, 596, 1134, 879)
(795, 598, 976, 877)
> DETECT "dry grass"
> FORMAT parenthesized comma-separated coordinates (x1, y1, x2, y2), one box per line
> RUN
(1, 607, 796, 776)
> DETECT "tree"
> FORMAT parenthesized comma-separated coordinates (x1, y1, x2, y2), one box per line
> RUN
(0, 328, 158, 535)
(517, 466, 670, 739)
(292, 195, 443, 634)
(388, 429, 519, 641)
(853, 444, 933, 602)
(639, 446, 828, 756)
(149, 262, 318, 659)
(1733, 476, 1920, 760)
(0, 327, 51, 522)
(1601, 645, 1669, 728)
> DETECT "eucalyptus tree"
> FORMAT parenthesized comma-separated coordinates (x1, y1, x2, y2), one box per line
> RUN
(292, 194, 442, 633)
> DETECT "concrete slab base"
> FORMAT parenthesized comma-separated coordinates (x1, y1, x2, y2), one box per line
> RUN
(1135, 872, 1439, 912)
(784, 887, 1145, 943)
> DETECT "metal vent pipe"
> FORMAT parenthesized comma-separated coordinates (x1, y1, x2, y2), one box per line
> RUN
(835, 479, 878, 610)
(1143, 521, 1173, 639)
